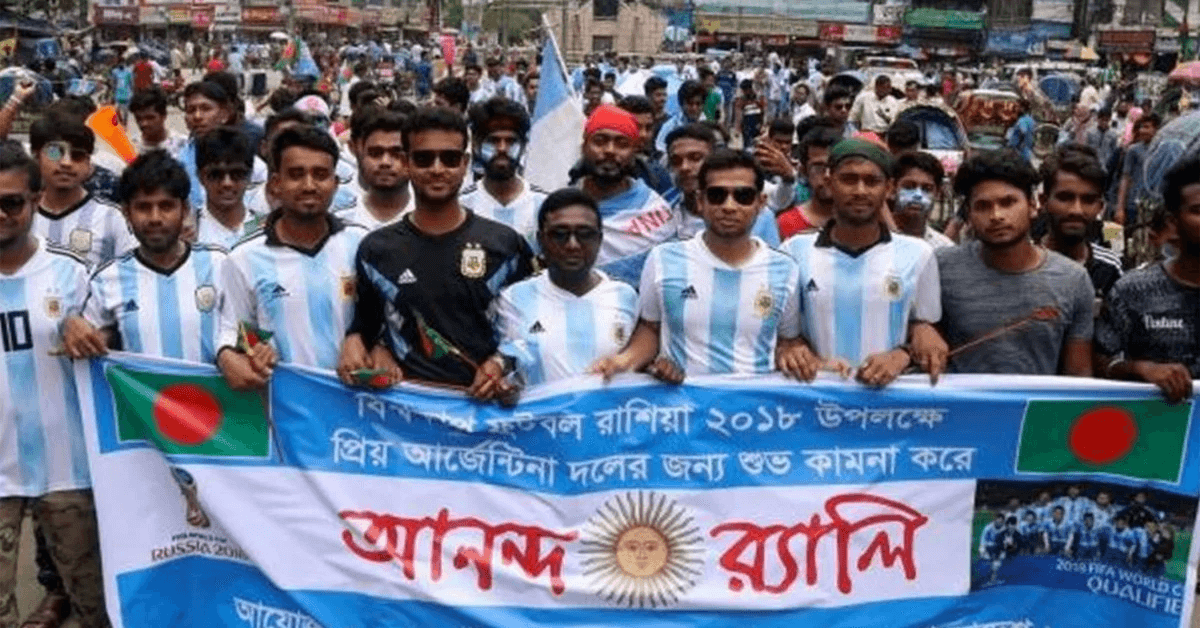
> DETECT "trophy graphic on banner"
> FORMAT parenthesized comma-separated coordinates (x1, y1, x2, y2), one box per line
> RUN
(170, 466, 211, 529)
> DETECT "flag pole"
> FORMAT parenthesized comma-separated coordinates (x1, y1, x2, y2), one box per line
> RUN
(542, 13, 576, 100)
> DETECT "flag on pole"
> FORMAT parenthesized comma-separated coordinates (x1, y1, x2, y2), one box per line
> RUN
(525, 27, 587, 192)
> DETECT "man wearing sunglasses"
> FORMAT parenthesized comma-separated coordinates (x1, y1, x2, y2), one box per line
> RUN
(665, 123, 780, 246)
(593, 149, 803, 384)
(824, 87, 855, 139)
(62, 150, 227, 366)
(30, 113, 135, 269)
(193, 127, 264, 249)
(781, 139, 946, 387)
(0, 142, 110, 628)
(576, 105, 675, 286)
(340, 107, 534, 391)
(339, 108, 412, 231)
(482, 188, 637, 399)
(461, 97, 546, 248)
(218, 126, 368, 390)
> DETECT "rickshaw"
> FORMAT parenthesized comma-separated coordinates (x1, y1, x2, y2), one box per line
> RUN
(954, 88, 1023, 151)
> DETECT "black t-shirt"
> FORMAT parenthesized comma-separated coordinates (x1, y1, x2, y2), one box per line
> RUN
(1096, 262, 1200, 376)
(349, 211, 534, 386)
(1085, 243, 1123, 301)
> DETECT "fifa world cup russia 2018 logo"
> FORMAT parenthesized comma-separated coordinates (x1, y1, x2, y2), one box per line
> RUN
(170, 466, 211, 529)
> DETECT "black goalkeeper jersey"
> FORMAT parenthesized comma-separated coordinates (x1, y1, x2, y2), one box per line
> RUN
(350, 211, 534, 386)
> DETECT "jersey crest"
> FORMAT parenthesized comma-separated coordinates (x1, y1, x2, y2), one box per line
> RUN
(195, 285, 217, 312)
(753, 286, 774, 319)
(461, 243, 486, 279)
(883, 274, 902, 300)
(68, 228, 93, 255)
(44, 295, 62, 319)
(340, 275, 356, 301)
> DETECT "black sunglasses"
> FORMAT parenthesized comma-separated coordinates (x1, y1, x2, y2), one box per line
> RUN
(704, 186, 758, 206)
(545, 226, 601, 245)
(0, 194, 30, 215)
(203, 166, 251, 183)
(410, 150, 465, 169)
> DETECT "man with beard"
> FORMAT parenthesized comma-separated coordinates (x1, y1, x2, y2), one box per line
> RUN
(591, 149, 803, 384)
(63, 151, 226, 364)
(218, 127, 367, 388)
(1038, 148, 1121, 302)
(246, 108, 358, 217)
(339, 107, 534, 390)
(938, 150, 1093, 376)
(193, 127, 264, 249)
(776, 125, 841, 239)
(781, 139, 945, 387)
(576, 105, 676, 285)
(892, 151, 954, 249)
(484, 188, 637, 395)
(339, 109, 412, 231)
(666, 124, 779, 245)
(460, 98, 547, 246)
(30, 113, 135, 269)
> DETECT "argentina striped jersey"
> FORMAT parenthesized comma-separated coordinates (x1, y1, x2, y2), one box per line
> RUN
(591, 179, 678, 286)
(34, 194, 136, 269)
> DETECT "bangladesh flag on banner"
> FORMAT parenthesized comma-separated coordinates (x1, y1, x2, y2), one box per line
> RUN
(1016, 399, 1192, 482)
(105, 365, 269, 458)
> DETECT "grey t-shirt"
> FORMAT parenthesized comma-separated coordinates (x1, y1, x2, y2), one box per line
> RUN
(937, 241, 1095, 374)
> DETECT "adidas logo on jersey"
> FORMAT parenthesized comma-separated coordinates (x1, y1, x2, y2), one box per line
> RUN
(121, 300, 139, 313)
(806, 279, 819, 292)
(529, 321, 545, 334)
(264, 283, 290, 301)
(398, 269, 418, 285)
(680, 286, 698, 300)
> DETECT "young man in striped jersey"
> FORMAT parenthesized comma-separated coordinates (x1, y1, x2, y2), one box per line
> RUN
(1039, 146, 1122, 303)
(593, 149, 803, 382)
(461, 97, 547, 247)
(781, 139, 945, 387)
(339, 107, 534, 390)
(0, 142, 110, 627)
(30, 112, 135, 269)
(484, 188, 637, 396)
(339, 108, 412, 232)
(218, 126, 368, 389)
(62, 150, 227, 364)
(193, 127, 264, 250)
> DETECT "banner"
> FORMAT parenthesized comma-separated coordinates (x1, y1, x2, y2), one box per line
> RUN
(78, 354, 1200, 627)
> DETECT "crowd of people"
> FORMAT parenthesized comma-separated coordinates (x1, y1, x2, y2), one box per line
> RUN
(0, 35, 1198, 627)
(978, 487, 1177, 585)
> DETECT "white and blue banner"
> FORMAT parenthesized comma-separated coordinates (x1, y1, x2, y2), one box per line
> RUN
(77, 354, 1200, 628)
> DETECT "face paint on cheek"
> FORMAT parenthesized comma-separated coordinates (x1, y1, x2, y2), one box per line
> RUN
(898, 187, 934, 213)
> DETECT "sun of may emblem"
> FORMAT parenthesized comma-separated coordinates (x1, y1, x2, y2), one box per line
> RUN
(579, 491, 704, 608)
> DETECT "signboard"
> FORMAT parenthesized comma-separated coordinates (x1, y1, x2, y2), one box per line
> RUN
(241, 6, 280, 24)
(78, 355, 1200, 628)
(94, 5, 139, 25)
(844, 24, 878, 43)
(876, 25, 902, 43)
(1097, 29, 1156, 51)
(191, 5, 213, 28)
(874, 4, 905, 25)
(695, 14, 820, 36)
(904, 8, 985, 30)
(696, 1, 869, 24)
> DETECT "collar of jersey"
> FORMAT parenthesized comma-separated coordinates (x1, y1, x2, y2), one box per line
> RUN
(263, 211, 345, 256)
(814, 219, 892, 258)
(134, 243, 192, 277)
(38, 191, 94, 221)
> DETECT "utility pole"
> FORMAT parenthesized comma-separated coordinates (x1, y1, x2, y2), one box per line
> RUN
(561, 0, 569, 55)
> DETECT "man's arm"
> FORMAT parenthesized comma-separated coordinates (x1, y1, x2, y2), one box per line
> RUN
(1115, 175, 1130, 224)
(590, 318, 662, 380)
(1061, 339, 1093, 377)
(1060, 273, 1095, 377)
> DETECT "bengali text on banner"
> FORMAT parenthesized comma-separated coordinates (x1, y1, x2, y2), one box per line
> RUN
(74, 353, 1200, 628)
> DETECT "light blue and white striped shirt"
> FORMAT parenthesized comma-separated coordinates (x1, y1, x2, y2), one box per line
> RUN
(33, 194, 136, 270)
(219, 217, 366, 370)
(592, 178, 678, 286)
(781, 227, 941, 367)
(493, 271, 637, 385)
(639, 235, 801, 375)
(83, 244, 227, 363)
(0, 238, 91, 496)
(460, 177, 547, 249)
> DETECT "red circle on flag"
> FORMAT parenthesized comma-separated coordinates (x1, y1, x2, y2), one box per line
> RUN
(152, 384, 222, 445)
(1068, 406, 1137, 465)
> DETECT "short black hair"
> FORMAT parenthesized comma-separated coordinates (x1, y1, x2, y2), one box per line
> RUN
(433, 77, 470, 111)
(665, 123, 717, 153)
(875, 75, 891, 87)
(347, 80, 377, 109)
(1135, 112, 1162, 131)
(584, 78, 602, 93)
(203, 70, 241, 100)
(700, 121, 730, 146)
(644, 76, 667, 96)
(195, 126, 255, 172)
(603, 72, 616, 81)
(270, 125, 339, 172)
(698, 67, 714, 80)
(794, 115, 838, 147)
(768, 118, 794, 140)
(46, 96, 97, 121)
(698, 148, 765, 192)
(117, 150, 190, 205)
(1039, 147, 1106, 197)
(1163, 156, 1200, 216)
(352, 108, 407, 145)
(885, 120, 921, 151)
(183, 80, 232, 107)
(893, 151, 944, 185)
(618, 95, 654, 116)
(954, 149, 1040, 204)
(678, 80, 706, 107)
(129, 86, 169, 116)
(264, 107, 313, 137)
(30, 112, 95, 154)
(469, 97, 531, 142)
(0, 140, 42, 192)
(824, 86, 853, 107)
(798, 126, 843, 166)
(537, 187, 601, 232)
(401, 106, 469, 151)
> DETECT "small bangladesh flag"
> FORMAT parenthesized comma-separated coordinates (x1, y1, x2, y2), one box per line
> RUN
(105, 365, 269, 458)
(1016, 399, 1192, 482)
